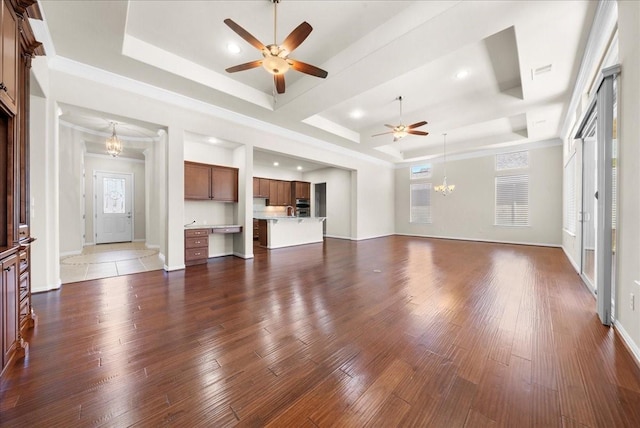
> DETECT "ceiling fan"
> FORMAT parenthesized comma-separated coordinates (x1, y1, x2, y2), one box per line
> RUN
(224, 0, 328, 94)
(372, 96, 429, 142)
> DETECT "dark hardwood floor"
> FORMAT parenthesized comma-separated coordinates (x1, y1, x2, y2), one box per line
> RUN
(1, 236, 640, 427)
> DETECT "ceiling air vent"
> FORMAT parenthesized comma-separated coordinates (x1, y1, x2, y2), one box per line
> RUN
(531, 64, 553, 80)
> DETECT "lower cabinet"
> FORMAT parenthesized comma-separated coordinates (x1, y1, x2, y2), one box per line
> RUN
(184, 229, 209, 266)
(1, 251, 19, 373)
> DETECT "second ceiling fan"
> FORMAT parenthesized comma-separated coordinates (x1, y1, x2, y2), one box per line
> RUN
(224, 0, 328, 94)
(372, 96, 429, 142)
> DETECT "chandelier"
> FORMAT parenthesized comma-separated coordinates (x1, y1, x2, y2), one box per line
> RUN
(106, 122, 123, 157)
(434, 133, 455, 196)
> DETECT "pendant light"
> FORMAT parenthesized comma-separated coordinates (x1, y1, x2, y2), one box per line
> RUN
(434, 133, 455, 196)
(106, 122, 123, 157)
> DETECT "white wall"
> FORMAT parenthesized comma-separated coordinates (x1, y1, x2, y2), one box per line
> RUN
(58, 126, 85, 255)
(84, 154, 146, 244)
(395, 144, 563, 246)
(615, 0, 640, 362)
(253, 164, 303, 181)
(303, 167, 352, 239)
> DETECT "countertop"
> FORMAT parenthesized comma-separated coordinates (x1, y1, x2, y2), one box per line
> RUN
(253, 215, 326, 221)
(184, 224, 242, 229)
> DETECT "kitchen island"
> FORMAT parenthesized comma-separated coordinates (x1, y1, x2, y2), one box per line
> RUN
(254, 216, 325, 249)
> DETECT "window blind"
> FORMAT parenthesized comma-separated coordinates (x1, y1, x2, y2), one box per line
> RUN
(495, 175, 529, 226)
(410, 182, 432, 223)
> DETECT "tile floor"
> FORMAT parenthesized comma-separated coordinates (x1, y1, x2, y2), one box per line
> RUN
(60, 242, 164, 284)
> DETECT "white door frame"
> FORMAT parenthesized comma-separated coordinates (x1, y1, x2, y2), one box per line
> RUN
(93, 170, 134, 244)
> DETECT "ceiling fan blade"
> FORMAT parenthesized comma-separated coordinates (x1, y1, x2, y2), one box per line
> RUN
(371, 131, 394, 137)
(407, 130, 429, 136)
(289, 59, 328, 78)
(281, 22, 312, 53)
(224, 19, 266, 51)
(407, 120, 428, 129)
(384, 124, 397, 129)
(225, 60, 263, 73)
(274, 74, 285, 94)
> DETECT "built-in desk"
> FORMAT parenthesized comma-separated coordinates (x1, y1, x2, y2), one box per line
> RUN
(184, 225, 243, 266)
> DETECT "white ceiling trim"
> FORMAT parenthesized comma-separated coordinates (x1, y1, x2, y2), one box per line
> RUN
(59, 120, 160, 142)
(302, 115, 361, 143)
(48, 56, 393, 168)
(122, 34, 274, 111)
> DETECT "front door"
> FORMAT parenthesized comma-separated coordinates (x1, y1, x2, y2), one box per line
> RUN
(95, 171, 133, 244)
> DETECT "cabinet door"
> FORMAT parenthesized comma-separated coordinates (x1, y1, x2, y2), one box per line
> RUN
(253, 177, 260, 197)
(0, 1, 18, 113)
(2, 254, 18, 367)
(277, 181, 287, 206)
(269, 180, 279, 205)
(211, 166, 238, 202)
(184, 162, 211, 200)
(259, 178, 270, 198)
(295, 181, 311, 199)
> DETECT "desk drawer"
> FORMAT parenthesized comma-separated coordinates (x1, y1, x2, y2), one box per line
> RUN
(185, 237, 208, 249)
(212, 226, 242, 234)
(185, 229, 209, 238)
(185, 248, 207, 261)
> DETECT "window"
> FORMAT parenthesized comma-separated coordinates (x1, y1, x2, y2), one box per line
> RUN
(410, 182, 431, 223)
(410, 164, 432, 179)
(495, 175, 529, 226)
(496, 151, 529, 171)
(563, 154, 576, 234)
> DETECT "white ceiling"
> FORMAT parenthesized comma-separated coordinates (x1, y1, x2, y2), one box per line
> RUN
(39, 0, 597, 166)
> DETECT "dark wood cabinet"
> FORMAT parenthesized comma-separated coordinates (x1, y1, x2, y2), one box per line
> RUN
(184, 229, 208, 266)
(184, 162, 211, 200)
(292, 181, 311, 200)
(184, 162, 238, 202)
(1, 252, 18, 369)
(269, 180, 279, 205)
(0, 0, 18, 113)
(0, 0, 42, 379)
(253, 219, 259, 240)
(211, 166, 238, 202)
(252, 177, 270, 198)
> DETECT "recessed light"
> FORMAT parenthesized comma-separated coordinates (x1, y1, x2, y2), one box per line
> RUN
(227, 42, 241, 54)
(208, 137, 218, 143)
(350, 109, 364, 119)
(297, 166, 303, 170)
(455, 70, 469, 80)
(273, 162, 279, 166)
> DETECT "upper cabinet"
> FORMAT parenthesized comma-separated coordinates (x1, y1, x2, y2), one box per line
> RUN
(0, 0, 18, 114)
(184, 161, 238, 202)
(253, 177, 270, 198)
(292, 181, 311, 200)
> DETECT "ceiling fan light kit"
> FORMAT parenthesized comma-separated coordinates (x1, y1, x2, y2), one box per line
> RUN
(371, 96, 429, 142)
(224, 0, 328, 94)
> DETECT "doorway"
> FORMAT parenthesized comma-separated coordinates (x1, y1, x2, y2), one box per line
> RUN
(581, 123, 597, 292)
(315, 183, 327, 235)
(94, 171, 133, 244)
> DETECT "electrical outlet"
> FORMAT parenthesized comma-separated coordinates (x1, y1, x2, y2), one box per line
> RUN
(631, 293, 635, 311)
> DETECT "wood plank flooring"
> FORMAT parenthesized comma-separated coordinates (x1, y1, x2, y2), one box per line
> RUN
(2, 236, 640, 427)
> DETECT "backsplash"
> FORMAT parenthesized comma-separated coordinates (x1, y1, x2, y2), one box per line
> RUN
(253, 199, 286, 217)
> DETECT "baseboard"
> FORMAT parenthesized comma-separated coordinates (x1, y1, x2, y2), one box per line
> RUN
(133, 238, 146, 243)
(613, 320, 640, 370)
(233, 251, 254, 259)
(145, 243, 160, 250)
(83, 242, 95, 247)
(393, 233, 562, 248)
(208, 252, 234, 258)
(59, 249, 82, 257)
(562, 245, 581, 273)
(351, 233, 395, 241)
(31, 279, 62, 293)
(267, 240, 323, 249)
(164, 264, 185, 272)
(324, 234, 351, 240)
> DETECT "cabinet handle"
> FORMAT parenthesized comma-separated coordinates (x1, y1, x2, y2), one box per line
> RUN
(4, 266, 12, 271)
(0, 82, 6, 91)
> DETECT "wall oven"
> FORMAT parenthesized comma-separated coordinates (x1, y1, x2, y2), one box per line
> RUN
(295, 198, 310, 217)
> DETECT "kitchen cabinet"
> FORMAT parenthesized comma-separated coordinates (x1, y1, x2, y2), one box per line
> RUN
(184, 162, 238, 202)
(253, 177, 270, 198)
(184, 229, 208, 266)
(292, 181, 311, 200)
(1, 252, 18, 370)
(265, 180, 292, 206)
(269, 180, 279, 205)
(0, 0, 18, 114)
(253, 219, 259, 240)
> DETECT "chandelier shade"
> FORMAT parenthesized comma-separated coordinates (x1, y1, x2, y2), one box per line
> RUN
(434, 133, 455, 196)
